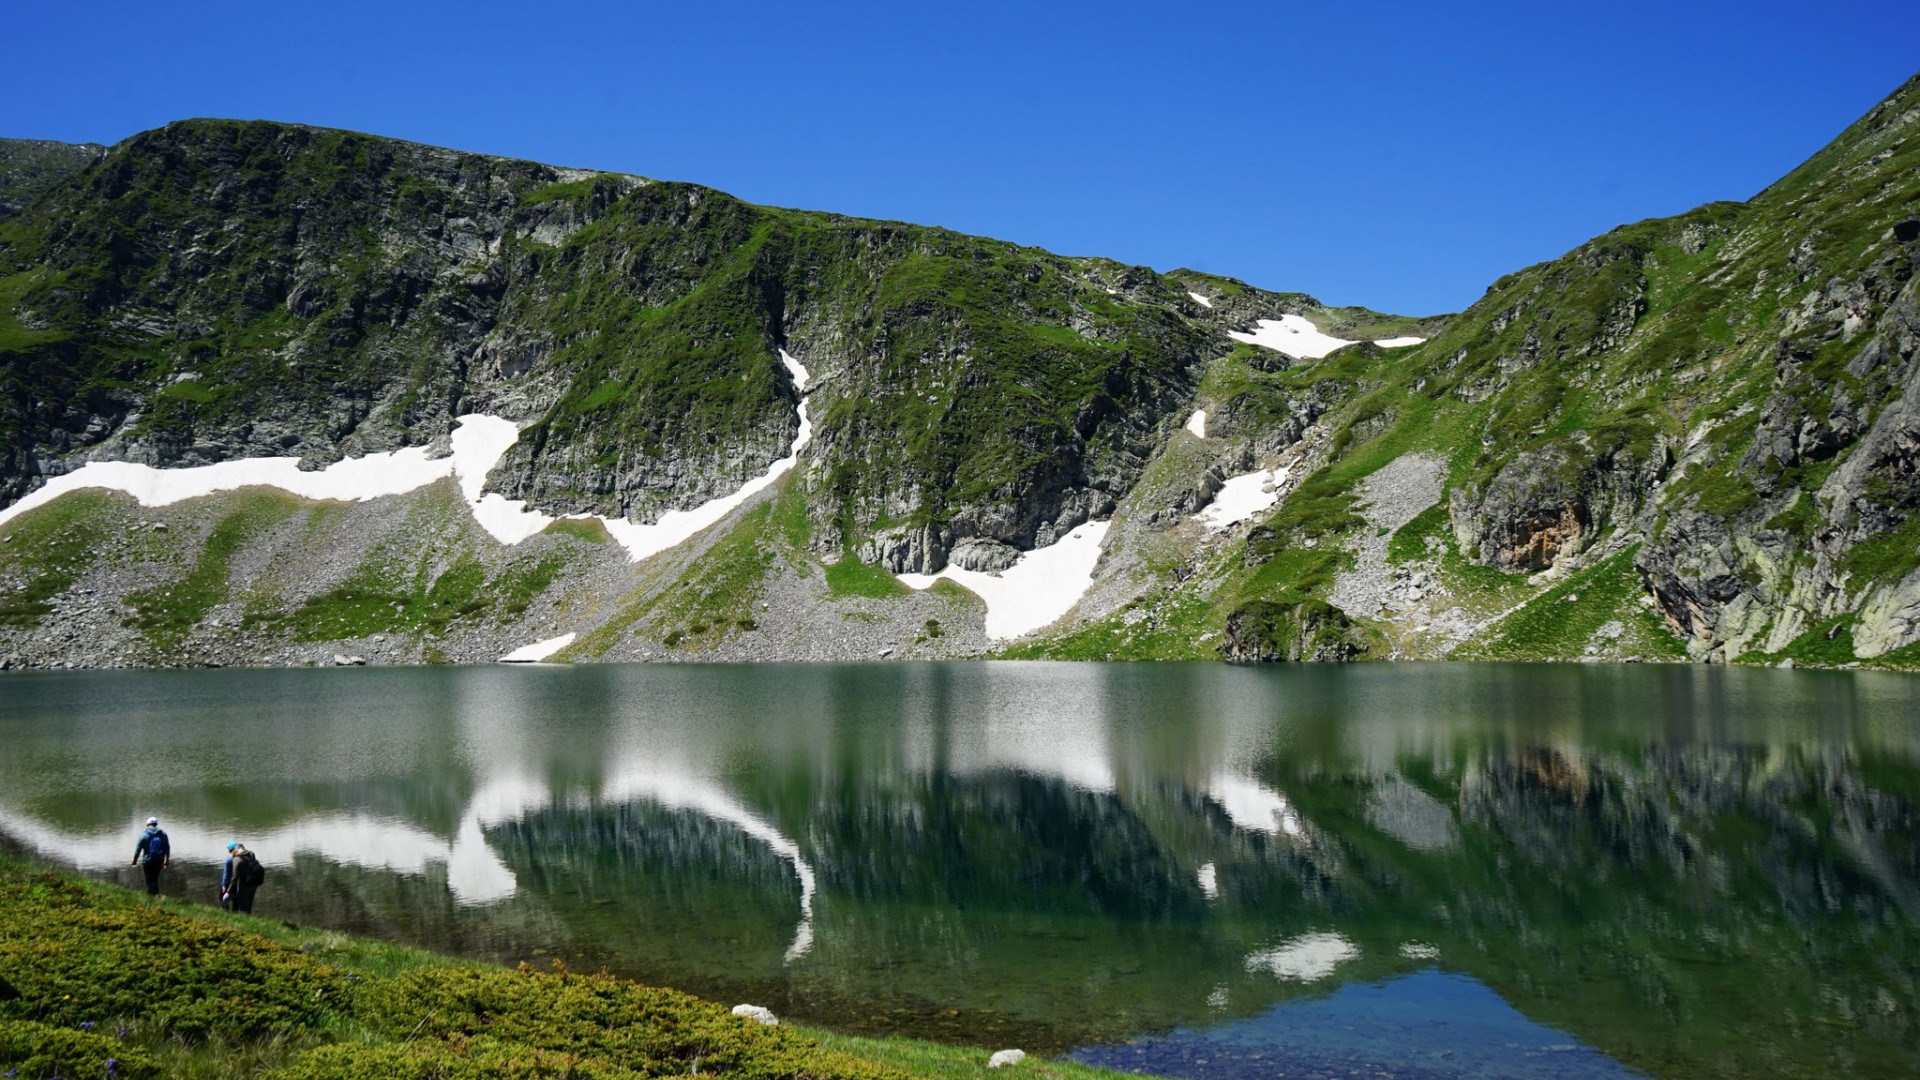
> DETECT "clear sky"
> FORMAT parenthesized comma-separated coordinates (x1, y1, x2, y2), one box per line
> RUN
(5, 1, 1916, 315)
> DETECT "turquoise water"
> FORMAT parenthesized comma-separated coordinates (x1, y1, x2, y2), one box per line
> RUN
(0, 661, 1916, 1077)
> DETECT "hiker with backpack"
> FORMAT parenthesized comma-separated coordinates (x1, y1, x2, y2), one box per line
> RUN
(128, 816, 170, 895)
(221, 842, 265, 914)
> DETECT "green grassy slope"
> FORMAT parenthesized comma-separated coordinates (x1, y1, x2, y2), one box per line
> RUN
(0, 858, 1142, 1080)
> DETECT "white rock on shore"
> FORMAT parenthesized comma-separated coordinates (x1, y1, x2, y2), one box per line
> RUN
(731, 1004, 778, 1025)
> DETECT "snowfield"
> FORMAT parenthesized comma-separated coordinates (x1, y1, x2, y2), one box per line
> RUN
(1185, 409, 1208, 438)
(498, 633, 577, 663)
(899, 520, 1110, 640)
(1196, 467, 1288, 531)
(0, 352, 817, 569)
(1373, 336, 1426, 348)
(1227, 315, 1353, 359)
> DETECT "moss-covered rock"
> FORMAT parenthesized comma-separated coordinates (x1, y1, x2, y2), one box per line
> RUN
(1221, 597, 1370, 662)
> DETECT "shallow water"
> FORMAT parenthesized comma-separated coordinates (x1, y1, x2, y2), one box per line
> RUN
(1, 661, 1916, 1078)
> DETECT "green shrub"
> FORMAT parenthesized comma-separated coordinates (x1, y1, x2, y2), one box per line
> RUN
(275, 1035, 622, 1080)
(0, 875, 351, 1039)
(355, 967, 907, 1080)
(0, 1019, 158, 1080)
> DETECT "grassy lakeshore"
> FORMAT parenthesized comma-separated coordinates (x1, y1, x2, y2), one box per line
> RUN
(0, 857, 1145, 1080)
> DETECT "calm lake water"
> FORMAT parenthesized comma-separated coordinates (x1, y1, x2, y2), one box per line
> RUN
(1, 662, 1917, 1079)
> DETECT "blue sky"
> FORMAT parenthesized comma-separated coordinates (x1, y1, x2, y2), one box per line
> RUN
(5, 1, 1916, 315)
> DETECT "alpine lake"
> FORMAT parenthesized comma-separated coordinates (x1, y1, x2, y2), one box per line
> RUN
(1, 661, 1916, 1080)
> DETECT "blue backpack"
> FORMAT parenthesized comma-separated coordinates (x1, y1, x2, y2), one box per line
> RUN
(145, 829, 167, 860)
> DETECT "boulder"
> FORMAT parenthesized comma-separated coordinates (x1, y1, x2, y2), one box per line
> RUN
(1221, 599, 1369, 663)
(948, 538, 1021, 573)
(731, 1004, 778, 1026)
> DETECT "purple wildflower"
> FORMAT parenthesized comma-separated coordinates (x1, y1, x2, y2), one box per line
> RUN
(107, 1061, 118, 1077)
(78, 1021, 94, 1031)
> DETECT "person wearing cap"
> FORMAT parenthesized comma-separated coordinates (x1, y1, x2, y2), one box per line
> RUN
(220, 841, 263, 914)
(129, 816, 170, 896)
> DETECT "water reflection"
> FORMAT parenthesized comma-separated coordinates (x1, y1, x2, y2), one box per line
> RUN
(0, 662, 1916, 1078)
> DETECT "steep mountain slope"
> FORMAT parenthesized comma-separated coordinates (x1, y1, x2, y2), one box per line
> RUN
(0, 120, 1420, 571)
(0, 120, 1427, 667)
(1, 73, 1916, 670)
(1021, 72, 1920, 669)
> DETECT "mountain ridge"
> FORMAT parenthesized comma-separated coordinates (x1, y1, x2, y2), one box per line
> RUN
(1, 73, 1916, 670)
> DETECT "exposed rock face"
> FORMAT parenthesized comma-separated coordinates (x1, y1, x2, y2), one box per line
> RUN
(1452, 440, 1669, 573)
(947, 537, 1022, 573)
(1391, 74, 1920, 665)
(860, 524, 950, 575)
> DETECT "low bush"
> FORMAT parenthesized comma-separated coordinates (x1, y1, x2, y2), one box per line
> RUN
(276, 1035, 624, 1080)
(0, 1019, 159, 1079)
(355, 967, 906, 1080)
(0, 874, 352, 1039)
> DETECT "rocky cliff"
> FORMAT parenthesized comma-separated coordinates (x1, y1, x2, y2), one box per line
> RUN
(2, 74, 1918, 670)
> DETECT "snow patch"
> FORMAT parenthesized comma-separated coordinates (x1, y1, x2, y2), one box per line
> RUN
(1185, 409, 1208, 438)
(1374, 336, 1426, 348)
(498, 633, 576, 663)
(1245, 932, 1358, 982)
(0, 426, 489, 529)
(1195, 468, 1287, 531)
(458, 350, 815, 562)
(1187, 291, 1214, 308)
(579, 350, 814, 562)
(0, 353, 818, 571)
(1227, 315, 1353, 359)
(1197, 861, 1219, 900)
(899, 521, 1109, 640)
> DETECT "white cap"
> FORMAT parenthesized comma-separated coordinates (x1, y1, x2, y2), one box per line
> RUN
(146, 817, 158, 825)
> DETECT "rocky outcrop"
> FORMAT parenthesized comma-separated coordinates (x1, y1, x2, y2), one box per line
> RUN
(1221, 599, 1369, 662)
(1451, 438, 1668, 574)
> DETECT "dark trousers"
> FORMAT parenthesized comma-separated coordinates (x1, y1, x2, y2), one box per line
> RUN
(230, 886, 257, 914)
(141, 859, 163, 896)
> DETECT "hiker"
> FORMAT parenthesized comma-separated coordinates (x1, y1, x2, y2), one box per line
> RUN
(220, 841, 265, 914)
(128, 816, 170, 895)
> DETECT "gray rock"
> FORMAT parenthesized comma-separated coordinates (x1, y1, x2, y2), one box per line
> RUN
(948, 538, 1021, 573)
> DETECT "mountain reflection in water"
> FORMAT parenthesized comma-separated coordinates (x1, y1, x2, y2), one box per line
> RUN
(0, 661, 1916, 1079)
